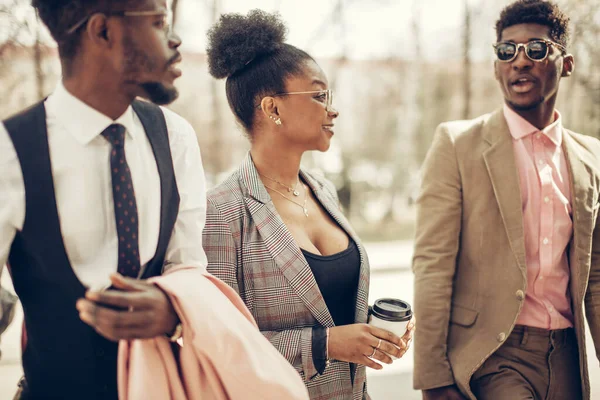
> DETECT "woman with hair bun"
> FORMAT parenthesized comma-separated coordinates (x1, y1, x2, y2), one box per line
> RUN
(202, 10, 414, 399)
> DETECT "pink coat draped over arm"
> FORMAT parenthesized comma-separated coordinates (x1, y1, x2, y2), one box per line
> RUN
(117, 266, 310, 400)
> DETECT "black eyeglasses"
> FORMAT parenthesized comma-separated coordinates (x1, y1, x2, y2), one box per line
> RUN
(493, 40, 566, 63)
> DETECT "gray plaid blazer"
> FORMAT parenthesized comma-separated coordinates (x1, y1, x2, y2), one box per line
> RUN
(203, 153, 371, 400)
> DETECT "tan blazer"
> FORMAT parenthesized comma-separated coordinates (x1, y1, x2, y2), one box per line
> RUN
(412, 109, 600, 399)
(203, 154, 371, 400)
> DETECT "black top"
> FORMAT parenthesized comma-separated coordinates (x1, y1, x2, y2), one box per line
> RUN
(3, 100, 180, 400)
(302, 240, 361, 326)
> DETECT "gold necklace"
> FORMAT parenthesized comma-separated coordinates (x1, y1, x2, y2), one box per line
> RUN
(264, 183, 309, 217)
(259, 173, 301, 196)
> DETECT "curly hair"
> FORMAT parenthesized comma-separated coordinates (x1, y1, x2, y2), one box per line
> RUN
(206, 9, 315, 133)
(496, 0, 570, 47)
(32, 0, 143, 64)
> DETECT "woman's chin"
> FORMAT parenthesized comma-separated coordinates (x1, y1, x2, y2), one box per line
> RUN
(315, 137, 332, 152)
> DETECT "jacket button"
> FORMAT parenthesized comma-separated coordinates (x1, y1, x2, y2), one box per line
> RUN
(516, 290, 525, 301)
(497, 332, 506, 342)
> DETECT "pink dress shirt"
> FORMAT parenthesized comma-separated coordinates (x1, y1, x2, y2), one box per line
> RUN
(504, 104, 574, 330)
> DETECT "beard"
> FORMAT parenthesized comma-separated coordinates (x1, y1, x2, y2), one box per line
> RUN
(139, 82, 179, 105)
(122, 36, 180, 105)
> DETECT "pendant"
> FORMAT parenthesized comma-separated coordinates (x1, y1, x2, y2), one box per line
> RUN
(303, 207, 309, 217)
(293, 190, 300, 196)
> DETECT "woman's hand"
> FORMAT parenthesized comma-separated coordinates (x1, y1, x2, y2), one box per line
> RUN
(400, 316, 416, 356)
(327, 324, 407, 370)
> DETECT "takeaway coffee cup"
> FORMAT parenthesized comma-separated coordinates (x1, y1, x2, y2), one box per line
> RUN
(368, 298, 412, 359)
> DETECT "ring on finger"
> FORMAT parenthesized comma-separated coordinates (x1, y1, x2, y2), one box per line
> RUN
(376, 339, 382, 350)
(369, 347, 377, 358)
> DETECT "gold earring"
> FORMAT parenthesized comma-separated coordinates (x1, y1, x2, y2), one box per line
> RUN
(270, 115, 282, 126)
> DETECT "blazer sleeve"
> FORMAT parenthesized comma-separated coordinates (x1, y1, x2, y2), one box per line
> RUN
(412, 123, 462, 390)
(203, 199, 321, 382)
(203, 198, 240, 294)
(585, 183, 600, 363)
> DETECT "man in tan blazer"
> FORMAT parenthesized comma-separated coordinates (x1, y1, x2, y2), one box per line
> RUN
(412, 1, 600, 399)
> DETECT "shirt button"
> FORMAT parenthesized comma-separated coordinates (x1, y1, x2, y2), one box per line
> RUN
(516, 290, 525, 301)
(543, 238, 549, 245)
(497, 332, 506, 342)
(539, 276, 544, 281)
(544, 196, 550, 203)
(548, 306, 554, 312)
(536, 133, 542, 139)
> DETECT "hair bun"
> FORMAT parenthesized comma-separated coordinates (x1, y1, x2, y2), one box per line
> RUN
(206, 9, 287, 79)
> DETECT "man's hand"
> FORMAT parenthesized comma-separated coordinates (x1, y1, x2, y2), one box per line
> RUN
(423, 385, 465, 400)
(76, 273, 178, 342)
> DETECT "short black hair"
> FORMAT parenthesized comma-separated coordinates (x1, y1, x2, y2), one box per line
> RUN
(206, 9, 314, 133)
(496, 0, 570, 47)
(32, 0, 142, 64)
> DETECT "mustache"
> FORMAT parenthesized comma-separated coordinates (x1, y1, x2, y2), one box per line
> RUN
(166, 53, 182, 67)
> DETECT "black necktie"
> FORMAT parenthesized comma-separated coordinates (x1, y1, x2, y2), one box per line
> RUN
(102, 124, 141, 278)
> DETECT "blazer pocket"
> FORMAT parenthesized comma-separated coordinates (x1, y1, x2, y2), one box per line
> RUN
(450, 304, 479, 327)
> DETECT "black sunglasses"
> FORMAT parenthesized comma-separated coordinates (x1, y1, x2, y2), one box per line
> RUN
(493, 40, 566, 63)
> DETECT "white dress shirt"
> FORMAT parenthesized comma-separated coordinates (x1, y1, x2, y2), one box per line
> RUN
(0, 82, 207, 288)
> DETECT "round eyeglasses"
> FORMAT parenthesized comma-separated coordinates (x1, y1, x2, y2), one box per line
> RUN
(256, 89, 334, 112)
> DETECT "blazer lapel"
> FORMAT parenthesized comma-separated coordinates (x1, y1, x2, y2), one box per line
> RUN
(563, 131, 598, 303)
(482, 109, 527, 277)
(302, 172, 370, 324)
(239, 154, 335, 328)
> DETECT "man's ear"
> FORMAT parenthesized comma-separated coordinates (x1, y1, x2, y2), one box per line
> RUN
(561, 54, 574, 78)
(86, 13, 114, 49)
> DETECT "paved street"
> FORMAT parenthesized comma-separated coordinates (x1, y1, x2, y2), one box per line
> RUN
(1, 241, 599, 399)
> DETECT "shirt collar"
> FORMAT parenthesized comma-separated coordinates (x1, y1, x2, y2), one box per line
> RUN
(503, 103, 563, 147)
(45, 81, 137, 145)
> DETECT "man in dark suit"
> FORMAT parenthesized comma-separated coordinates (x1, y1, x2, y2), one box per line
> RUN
(0, 1, 208, 398)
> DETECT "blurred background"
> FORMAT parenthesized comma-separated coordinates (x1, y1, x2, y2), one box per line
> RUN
(2, 0, 599, 240)
(1, 0, 599, 398)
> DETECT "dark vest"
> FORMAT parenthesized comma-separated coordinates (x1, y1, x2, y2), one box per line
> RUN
(2, 100, 180, 400)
